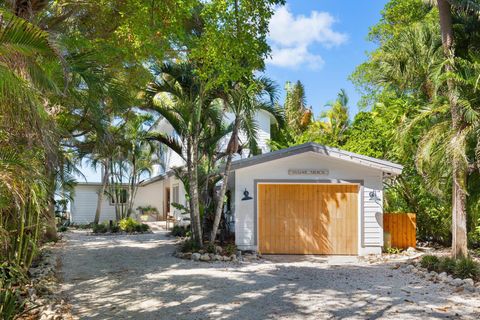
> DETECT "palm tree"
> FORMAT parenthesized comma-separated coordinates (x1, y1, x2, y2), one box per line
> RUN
(209, 77, 283, 243)
(143, 62, 222, 247)
(428, 0, 480, 258)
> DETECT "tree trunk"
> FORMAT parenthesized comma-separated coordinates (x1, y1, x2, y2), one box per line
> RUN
(452, 161, 468, 258)
(437, 0, 468, 258)
(187, 137, 203, 247)
(94, 160, 109, 225)
(210, 120, 240, 243)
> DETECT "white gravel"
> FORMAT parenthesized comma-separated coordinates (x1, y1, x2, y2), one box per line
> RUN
(59, 230, 480, 319)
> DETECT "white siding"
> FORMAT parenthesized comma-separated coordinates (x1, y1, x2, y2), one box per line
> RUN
(71, 180, 167, 224)
(70, 185, 116, 224)
(232, 151, 384, 256)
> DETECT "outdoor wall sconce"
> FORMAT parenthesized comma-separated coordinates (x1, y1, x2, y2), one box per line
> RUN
(241, 188, 253, 201)
(369, 191, 380, 201)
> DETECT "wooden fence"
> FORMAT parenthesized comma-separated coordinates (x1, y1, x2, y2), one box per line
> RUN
(383, 213, 416, 249)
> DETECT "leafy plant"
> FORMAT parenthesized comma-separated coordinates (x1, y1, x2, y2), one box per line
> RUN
(384, 247, 402, 254)
(205, 243, 216, 254)
(454, 257, 480, 280)
(438, 257, 457, 274)
(224, 243, 237, 256)
(0, 287, 24, 320)
(420, 255, 440, 271)
(170, 225, 188, 237)
(58, 226, 68, 232)
(110, 224, 120, 233)
(92, 224, 107, 234)
(0, 263, 26, 320)
(180, 239, 200, 253)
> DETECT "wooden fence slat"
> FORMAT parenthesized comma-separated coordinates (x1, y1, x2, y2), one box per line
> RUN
(383, 213, 416, 249)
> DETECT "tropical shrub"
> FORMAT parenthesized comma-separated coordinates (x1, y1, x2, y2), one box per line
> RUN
(180, 239, 200, 253)
(119, 218, 138, 233)
(118, 218, 150, 233)
(0, 263, 27, 320)
(439, 257, 457, 274)
(205, 243, 216, 254)
(110, 224, 120, 233)
(170, 225, 189, 237)
(454, 258, 480, 280)
(92, 223, 108, 234)
(224, 243, 237, 256)
(420, 255, 440, 271)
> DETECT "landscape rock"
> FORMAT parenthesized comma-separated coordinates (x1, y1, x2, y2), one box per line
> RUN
(451, 278, 464, 287)
(214, 254, 222, 261)
(191, 253, 201, 261)
(215, 246, 223, 254)
(200, 253, 211, 261)
(183, 252, 192, 260)
(230, 254, 237, 262)
(406, 247, 416, 254)
(438, 272, 449, 282)
(464, 278, 474, 287)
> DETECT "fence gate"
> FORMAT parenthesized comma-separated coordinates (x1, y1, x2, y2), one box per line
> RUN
(383, 213, 416, 249)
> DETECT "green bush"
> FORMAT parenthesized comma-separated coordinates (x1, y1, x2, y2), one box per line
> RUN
(119, 217, 139, 233)
(140, 223, 150, 232)
(57, 225, 68, 232)
(454, 257, 480, 280)
(0, 263, 27, 320)
(180, 239, 200, 253)
(170, 225, 188, 237)
(205, 243, 216, 254)
(110, 224, 120, 233)
(438, 257, 457, 274)
(468, 230, 480, 249)
(224, 243, 237, 256)
(0, 288, 24, 320)
(92, 223, 107, 233)
(420, 255, 440, 271)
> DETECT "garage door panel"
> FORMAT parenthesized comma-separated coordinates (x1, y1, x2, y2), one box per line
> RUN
(258, 184, 358, 255)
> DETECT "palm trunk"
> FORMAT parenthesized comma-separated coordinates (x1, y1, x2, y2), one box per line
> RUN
(437, 0, 468, 258)
(210, 120, 240, 243)
(187, 137, 203, 247)
(94, 160, 109, 225)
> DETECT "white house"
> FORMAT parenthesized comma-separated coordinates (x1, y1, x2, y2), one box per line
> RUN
(71, 111, 403, 256)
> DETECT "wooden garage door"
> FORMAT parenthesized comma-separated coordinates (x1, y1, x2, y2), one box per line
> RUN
(258, 184, 358, 255)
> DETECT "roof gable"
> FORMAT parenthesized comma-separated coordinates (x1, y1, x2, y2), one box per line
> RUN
(230, 143, 403, 175)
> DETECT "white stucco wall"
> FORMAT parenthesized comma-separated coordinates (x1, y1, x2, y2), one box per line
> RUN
(133, 180, 165, 217)
(233, 151, 384, 256)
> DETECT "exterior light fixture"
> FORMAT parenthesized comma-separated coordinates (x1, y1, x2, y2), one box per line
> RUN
(241, 188, 253, 201)
(369, 191, 380, 201)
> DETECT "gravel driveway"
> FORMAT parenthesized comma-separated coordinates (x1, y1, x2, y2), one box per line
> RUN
(59, 229, 480, 319)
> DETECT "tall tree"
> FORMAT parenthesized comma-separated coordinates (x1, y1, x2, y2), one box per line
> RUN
(209, 77, 282, 243)
(144, 62, 222, 247)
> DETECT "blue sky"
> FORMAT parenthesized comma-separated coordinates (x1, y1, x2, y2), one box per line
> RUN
(265, 0, 388, 116)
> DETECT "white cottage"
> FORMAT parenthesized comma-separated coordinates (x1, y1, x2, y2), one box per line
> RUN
(229, 143, 402, 256)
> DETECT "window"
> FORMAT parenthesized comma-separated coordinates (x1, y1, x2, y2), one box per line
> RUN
(172, 184, 179, 204)
(110, 188, 128, 205)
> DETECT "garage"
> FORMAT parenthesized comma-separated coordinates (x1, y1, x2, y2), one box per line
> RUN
(230, 142, 403, 256)
(258, 183, 359, 255)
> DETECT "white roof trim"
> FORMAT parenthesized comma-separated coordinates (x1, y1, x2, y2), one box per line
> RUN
(230, 142, 403, 175)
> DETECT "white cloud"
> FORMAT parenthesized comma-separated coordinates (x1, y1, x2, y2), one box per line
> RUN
(267, 5, 347, 69)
